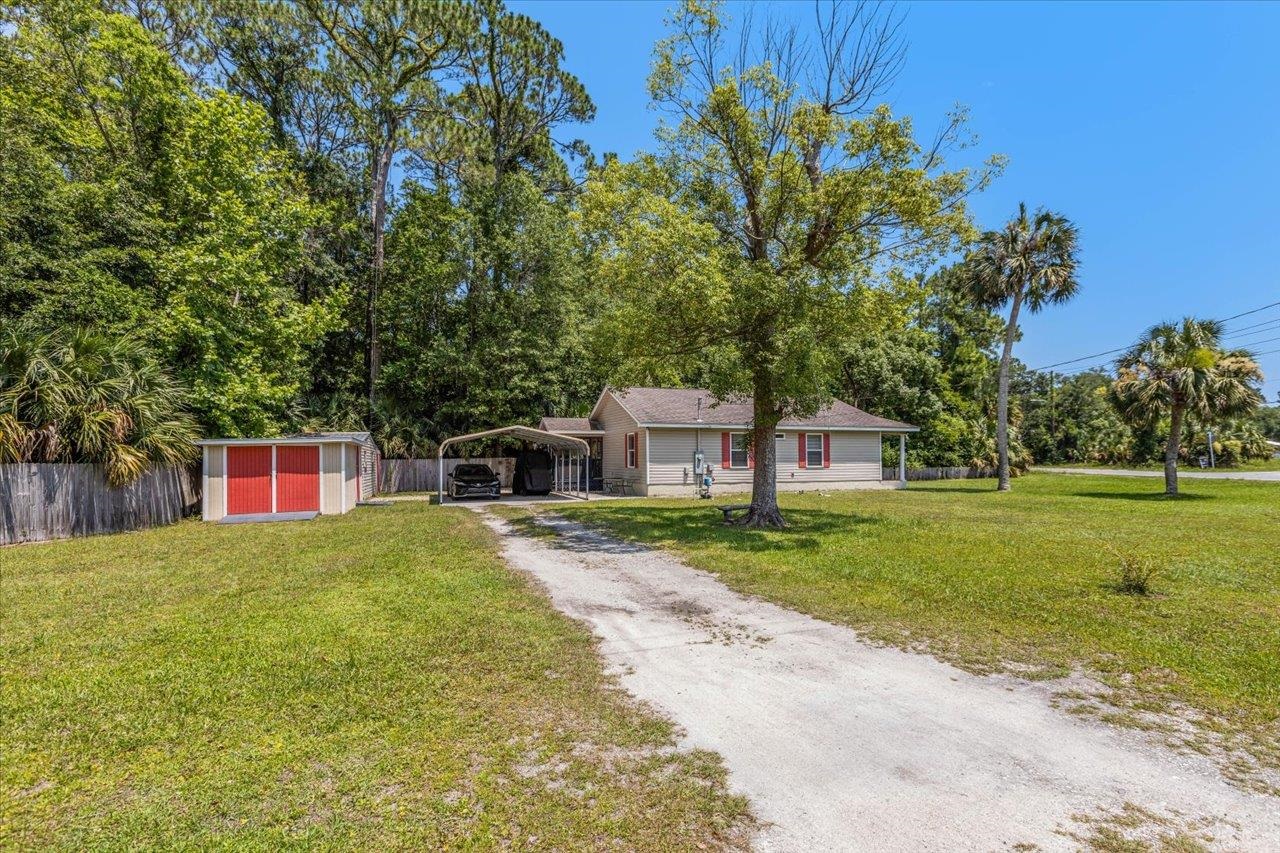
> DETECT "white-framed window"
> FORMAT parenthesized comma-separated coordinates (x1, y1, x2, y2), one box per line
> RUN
(625, 432, 637, 468)
(730, 433, 750, 468)
(806, 433, 825, 468)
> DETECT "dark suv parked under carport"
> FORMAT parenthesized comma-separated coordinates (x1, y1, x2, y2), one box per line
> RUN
(447, 463, 501, 499)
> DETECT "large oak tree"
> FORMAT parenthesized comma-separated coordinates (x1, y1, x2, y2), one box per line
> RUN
(579, 0, 998, 526)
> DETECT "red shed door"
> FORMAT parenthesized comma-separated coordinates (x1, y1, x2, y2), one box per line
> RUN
(276, 445, 320, 512)
(226, 446, 272, 515)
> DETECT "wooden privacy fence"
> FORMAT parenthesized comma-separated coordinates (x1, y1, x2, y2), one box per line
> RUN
(882, 466, 996, 481)
(0, 464, 199, 545)
(380, 458, 516, 493)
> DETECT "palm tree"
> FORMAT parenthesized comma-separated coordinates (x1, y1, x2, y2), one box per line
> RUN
(0, 326, 200, 484)
(962, 203, 1081, 490)
(1111, 318, 1264, 496)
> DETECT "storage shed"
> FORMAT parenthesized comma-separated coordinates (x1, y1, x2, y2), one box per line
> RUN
(199, 432, 379, 522)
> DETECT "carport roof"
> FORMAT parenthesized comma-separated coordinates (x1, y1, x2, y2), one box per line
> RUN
(438, 425, 589, 454)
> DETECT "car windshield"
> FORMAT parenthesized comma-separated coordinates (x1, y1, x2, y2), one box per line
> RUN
(454, 464, 495, 478)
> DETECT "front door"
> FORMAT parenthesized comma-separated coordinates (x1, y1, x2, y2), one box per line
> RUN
(226, 446, 272, 515)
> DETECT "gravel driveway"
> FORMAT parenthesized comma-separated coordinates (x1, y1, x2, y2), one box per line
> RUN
(480, 510, 1280, 852)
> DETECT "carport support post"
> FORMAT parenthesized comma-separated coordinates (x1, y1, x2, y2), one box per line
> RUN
(898, 434, 907, 486)
(437, 444, 445, 504)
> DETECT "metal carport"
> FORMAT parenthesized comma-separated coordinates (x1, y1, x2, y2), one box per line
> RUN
(436, 425, 591, 503)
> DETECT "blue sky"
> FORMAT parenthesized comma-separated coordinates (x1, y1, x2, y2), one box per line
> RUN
(511, 0, 1280, 402)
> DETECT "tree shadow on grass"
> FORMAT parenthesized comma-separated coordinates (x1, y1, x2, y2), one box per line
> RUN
(1069, 491, 1212, 502)
(556, 505, 886, 554)
(901, 485, 1002, 494)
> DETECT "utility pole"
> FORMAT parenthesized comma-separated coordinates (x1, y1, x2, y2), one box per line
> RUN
(1048, 370, 1056, 441)
(1207, 428, 1216, 468)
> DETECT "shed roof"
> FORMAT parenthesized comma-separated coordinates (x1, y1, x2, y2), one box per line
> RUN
(197, 431, 373, 447)
(602, 387, 916, 432)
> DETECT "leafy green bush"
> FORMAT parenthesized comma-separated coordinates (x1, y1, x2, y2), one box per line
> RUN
(1185, 419, 1273, 466)
(0, 326, 199, 484)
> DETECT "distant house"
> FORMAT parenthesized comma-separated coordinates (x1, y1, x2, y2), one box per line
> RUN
(1267, 439, 1280, 458)
(541, 387, 915, 496)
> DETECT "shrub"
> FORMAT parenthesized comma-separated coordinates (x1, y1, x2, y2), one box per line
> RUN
(1111, 549, 1159, 596)
(0, 325, 200, 484)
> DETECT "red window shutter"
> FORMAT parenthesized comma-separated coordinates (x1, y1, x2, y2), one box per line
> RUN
(797, 433, 807, 468)
(747, 440, 754, 469)
(623, 433, 629, 468)
(823, 433, 831, 468)
(721, 432, 731, 468)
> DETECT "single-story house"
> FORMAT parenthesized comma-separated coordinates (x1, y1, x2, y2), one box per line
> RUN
(199, 432, 379, 521)
(543, 387, 916, 497)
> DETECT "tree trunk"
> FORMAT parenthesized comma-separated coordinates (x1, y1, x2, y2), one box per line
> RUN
(1164, 402, 1184, 496)
(367, 136, 394, 421)
(995, 291, 1023, 492)
(739, 390, 786, 528)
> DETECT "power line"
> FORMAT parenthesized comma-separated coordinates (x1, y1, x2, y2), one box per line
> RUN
(1227, 319, 1280, 339)
(1030, 345, 1131, 371)
(1028, 297, 1280, 372)
(1045, 341, 1280, 379)
(1225, 312, 1280, 335)
(1233, 334, 1280, 348)
(1220, 299, 1280, 323)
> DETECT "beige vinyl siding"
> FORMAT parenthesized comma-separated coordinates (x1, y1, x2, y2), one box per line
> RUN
(204, 445, 226, 521)
(321, 442, 344, 514)
(647, 428, 883, 491)
(648, 428, 712, 486)
(345, 444, 360, 509)
(359, 444, 376, 499)
(777, 430, 883, 484)
(596, 392, 645, 488)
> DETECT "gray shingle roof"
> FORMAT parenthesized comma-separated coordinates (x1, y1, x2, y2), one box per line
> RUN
(539, 417, 602, 433)
(609, 387, 916, 431)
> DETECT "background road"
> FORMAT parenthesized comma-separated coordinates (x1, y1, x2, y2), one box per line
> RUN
(1036, 466, 1280, 482)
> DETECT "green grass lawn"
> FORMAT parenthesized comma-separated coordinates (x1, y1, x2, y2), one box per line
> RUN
(1, 504, 750, 849)
(553, 474, 1280, 782)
